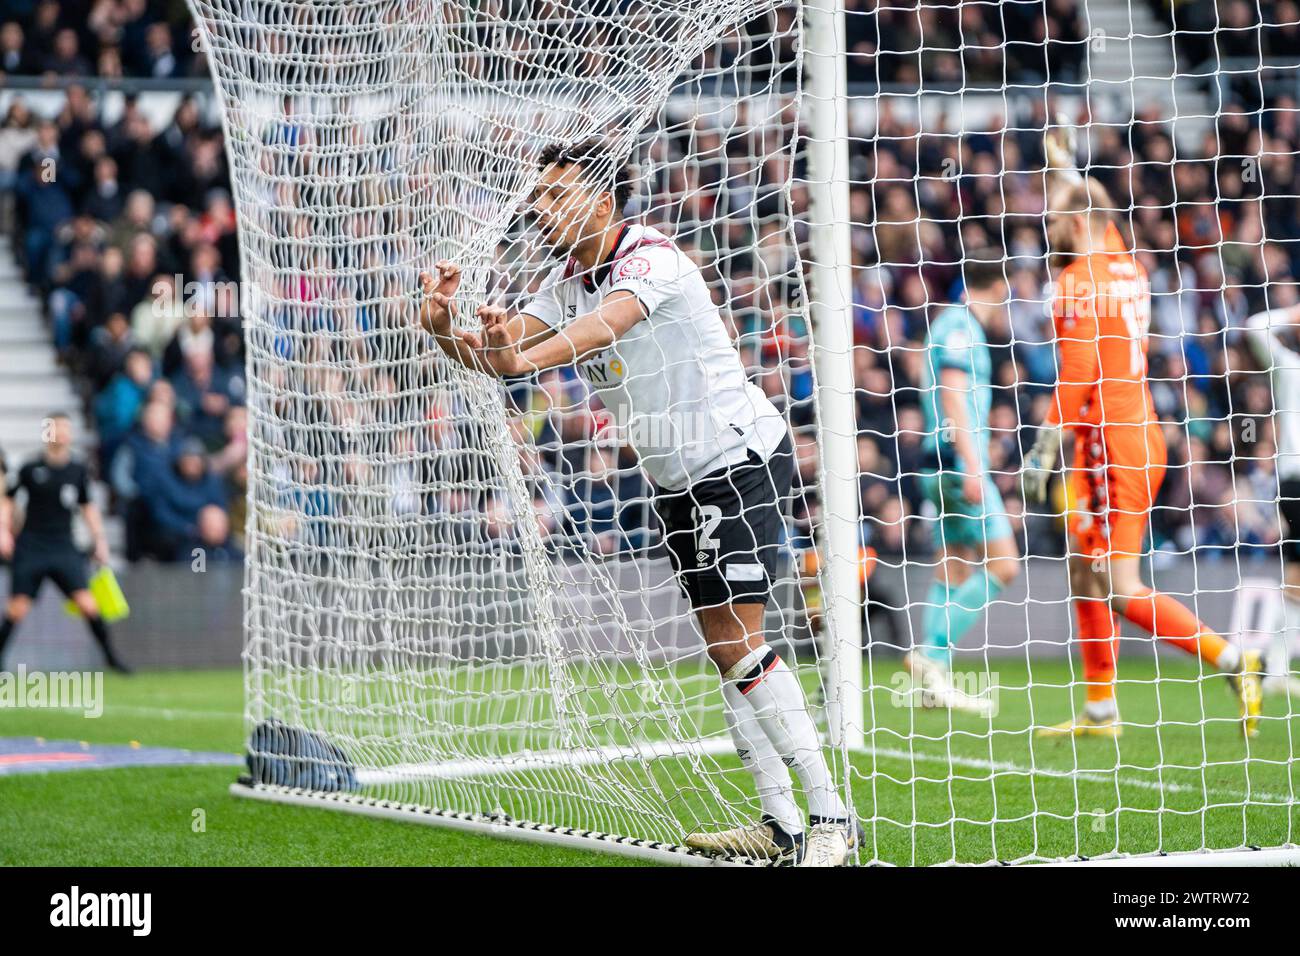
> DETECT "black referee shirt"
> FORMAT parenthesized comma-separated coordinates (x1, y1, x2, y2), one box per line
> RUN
(6, 456, 90, 549)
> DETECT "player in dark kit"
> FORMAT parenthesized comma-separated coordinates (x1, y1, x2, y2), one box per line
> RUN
(0, 414, 130, 673)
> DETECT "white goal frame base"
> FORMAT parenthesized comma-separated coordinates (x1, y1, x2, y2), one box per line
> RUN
(228, 781, 759, 867)
(1041, 846, 1300, 867)
(231, 733, 756, 866)
(231, 729, 1300, 866)
(228, 780, 1300, 867)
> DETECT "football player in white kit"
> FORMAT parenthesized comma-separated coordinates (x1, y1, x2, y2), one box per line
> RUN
(417, 138, 857, 866)
(1243, 302, 1300, 699)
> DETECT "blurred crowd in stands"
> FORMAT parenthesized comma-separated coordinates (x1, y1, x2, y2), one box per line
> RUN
(0, 0, 1297, 574)
(0, 0, 200, 81)
(1162, 0, 1300, 72)
(843, 0, 1088, 87)
(842, 85, 1299, 565)
(1, 4, 240, 563)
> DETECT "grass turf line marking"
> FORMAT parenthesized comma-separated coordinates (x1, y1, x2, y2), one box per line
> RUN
(39, 704, 241, 721)
(860, 743, 1292, 804)
(23, 702, 1288, 805)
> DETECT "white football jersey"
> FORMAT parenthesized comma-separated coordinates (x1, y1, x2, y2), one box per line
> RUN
(521, 224, 787, 490)
(1245, 308, 1300, 481)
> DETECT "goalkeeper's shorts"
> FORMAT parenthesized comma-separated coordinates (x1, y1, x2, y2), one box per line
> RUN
(655, 434, 793, 609)
(1067, 422, 1166, 560)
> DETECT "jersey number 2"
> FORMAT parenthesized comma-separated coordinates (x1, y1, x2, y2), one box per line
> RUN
(695, 505, 722, 551)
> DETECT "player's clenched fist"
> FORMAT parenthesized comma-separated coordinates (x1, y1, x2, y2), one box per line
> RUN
(476, 304, 512, 350)
(418, 260, 462, 334)
(453, 304, 527, 377)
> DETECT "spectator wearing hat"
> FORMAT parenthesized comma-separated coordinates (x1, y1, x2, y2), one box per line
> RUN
(148, 437, 232, 561)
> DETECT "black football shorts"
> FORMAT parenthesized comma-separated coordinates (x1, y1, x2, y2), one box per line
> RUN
(655, 434, 794, 609)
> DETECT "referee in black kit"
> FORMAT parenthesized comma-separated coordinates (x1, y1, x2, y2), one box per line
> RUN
(0, 413, 130, 673)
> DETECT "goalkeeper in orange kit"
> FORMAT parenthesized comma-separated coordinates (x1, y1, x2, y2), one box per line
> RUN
(1021, 123, 1263, 738)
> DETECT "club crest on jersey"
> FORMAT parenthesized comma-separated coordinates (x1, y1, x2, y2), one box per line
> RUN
(618, 256, 651, 278)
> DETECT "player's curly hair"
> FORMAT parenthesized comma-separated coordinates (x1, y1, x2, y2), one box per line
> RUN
(538, 137, 634, 213)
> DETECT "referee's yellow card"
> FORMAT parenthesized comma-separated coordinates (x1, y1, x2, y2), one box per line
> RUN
(63, 566, 130, 623)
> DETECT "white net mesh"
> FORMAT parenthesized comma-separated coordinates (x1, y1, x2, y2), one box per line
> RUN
(841, 0, 1299, 865)
(194, 0, 1300, 864)
(193, 0, 849, 852)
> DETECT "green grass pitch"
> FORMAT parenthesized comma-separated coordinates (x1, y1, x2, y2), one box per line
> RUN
(1, 654, 1295, 866)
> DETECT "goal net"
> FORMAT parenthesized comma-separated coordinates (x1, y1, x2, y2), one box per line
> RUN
(193, 0, 1300, 865)
(192, 0, 859, 863)
(839, 0, 1300, 865)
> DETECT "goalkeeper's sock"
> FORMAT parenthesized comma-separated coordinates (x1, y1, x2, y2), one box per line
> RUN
(721, 680, 802, 836)
(1084, 697, 1118, 722)
(1076, 598, 1119, 703)
(724, 645, 848, 822)
(1119, 588, 1236, 670)
(919, 578, 952, 665)
(0, 616, 14, 669)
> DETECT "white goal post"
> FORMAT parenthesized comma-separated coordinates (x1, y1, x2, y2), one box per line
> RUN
(192, 0, 1300, 866)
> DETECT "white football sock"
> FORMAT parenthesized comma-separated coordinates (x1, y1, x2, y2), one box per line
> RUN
(721, 680, 802, 836)
(724, 644, 849, 822)
(1282, 594, 1300, 659)
(1085, 697, 1118, 722)
(1216, 641, 1242, 673)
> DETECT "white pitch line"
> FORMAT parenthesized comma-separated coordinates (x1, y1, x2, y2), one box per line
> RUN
(357, 735, 736, 784)
(857, 742, 1294, 805)
(41, 704, 241, 721)
(34, 702, 1290, 806)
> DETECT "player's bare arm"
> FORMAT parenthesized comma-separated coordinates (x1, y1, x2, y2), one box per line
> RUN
(82, 501, 110, 566)
(1042, 117, 1094, 275)
(1245, 302, 1300, 353)
(938, 367, 983, 504)
(1027, 119, 1111, 503)
(1043, 116, 1082, 195)
(0, 460, 11, 561)
(0, 487, 11, 561)
(418, 259, 557, 370)
(457, 291, 645, 378)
